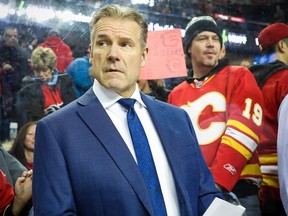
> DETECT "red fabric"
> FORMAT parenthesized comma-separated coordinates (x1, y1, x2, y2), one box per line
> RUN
(39, 36, 73, 73)
(0, 170, 14, 213)
(258, 69, 288, 202)
(168, 66, 264, 191)
(26, 162, 33, 171)
(258, 23, 288, 51)
(41, 84, 63, 109)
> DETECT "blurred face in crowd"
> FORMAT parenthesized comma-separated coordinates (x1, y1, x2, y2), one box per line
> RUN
(188, 31, 221, 70)
(3, 28, 19, 47)
(89, 17, 148, 98)
(240, 60, 252, 68)
(137, 79, 148, 89)
(24, 124, 36, 152)
(35, 68, 53, 82)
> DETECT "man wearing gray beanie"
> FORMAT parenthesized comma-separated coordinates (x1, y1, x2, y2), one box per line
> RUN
(168, 16, 264, 216)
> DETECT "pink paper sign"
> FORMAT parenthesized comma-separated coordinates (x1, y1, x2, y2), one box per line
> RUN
(139, 29, 187, 80)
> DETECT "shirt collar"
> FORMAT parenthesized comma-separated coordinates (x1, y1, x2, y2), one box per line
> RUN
(92, 79, 146, 109)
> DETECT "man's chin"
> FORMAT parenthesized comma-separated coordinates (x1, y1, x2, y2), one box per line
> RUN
(102, 77, 125, 89)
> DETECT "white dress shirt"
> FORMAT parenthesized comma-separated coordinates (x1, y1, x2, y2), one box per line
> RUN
(92, 80, 180, 216)
(277, 94, 288, 215)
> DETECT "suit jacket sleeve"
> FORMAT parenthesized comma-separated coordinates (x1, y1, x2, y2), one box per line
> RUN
(33, 120, 77, 215)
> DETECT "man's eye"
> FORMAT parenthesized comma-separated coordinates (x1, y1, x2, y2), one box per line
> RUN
(121, 42, 132, 48)
(97, 41, 108, 46)
(197, 37, 206, 41)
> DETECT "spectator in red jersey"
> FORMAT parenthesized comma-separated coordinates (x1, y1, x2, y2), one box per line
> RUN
(249, 22, 288, 216)
(168, 16, 264, 216)
(38, 29, 73, 73)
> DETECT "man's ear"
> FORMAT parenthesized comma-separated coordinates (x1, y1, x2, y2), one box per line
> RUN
(141, 47, 148, 67)
(278, 40, 287, 53)
(89, 44, 93, 64)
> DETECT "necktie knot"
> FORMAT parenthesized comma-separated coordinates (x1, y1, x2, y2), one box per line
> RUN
(118, 98, 136, 111)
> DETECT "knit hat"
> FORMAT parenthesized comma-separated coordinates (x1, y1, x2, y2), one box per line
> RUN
(258, 23, 288, 51)
(184, 16, 222, 55)
(48, 29, 60, 37)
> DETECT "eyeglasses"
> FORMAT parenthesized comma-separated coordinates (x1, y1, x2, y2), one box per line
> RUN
(4, 34, 19, 39)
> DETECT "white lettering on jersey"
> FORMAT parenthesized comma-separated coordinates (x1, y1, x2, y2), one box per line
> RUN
(223, 163, 237, 175)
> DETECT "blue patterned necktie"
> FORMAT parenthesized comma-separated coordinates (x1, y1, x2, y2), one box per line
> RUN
(118, 98, 167, 216)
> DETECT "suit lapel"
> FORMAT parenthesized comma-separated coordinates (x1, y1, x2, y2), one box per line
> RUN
(141, 94, 190, 214)
(77, 90, 155, 216)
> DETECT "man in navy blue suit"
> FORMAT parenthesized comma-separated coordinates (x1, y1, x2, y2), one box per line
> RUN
(32, 4, 223, 216)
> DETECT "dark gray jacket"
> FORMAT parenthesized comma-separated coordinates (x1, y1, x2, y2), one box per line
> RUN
(0, 146, 26, 187)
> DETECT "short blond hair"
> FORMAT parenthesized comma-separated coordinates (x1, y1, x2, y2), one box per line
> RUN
(89, 4, 148, 49)
(31, 47, 57, 72)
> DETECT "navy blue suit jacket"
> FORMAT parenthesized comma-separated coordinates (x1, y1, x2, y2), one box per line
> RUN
(33, 88, 222, 215)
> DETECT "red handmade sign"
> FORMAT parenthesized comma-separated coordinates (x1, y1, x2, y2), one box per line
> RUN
(139, 29, 187, 80)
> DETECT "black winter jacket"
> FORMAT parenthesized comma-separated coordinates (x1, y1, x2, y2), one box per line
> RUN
(16, 73, 76, 127)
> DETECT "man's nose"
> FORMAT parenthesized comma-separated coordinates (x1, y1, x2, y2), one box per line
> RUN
(207, 38, 216, 47)
(37, 71, 45, 77)
(107, 44, 120, 62)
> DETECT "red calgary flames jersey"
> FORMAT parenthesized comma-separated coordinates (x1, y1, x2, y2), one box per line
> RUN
(258, 69, 288, 201)
(168, 66, 264, 191)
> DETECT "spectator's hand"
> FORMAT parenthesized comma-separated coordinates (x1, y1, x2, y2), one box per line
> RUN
(12, 170, 33, 216)
(2, 63, 14, 72)
(45, 105, 61, 116)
